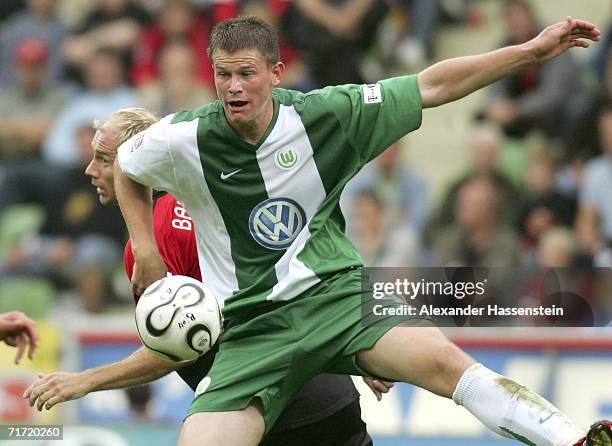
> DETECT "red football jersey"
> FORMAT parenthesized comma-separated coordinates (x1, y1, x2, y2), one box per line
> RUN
(124, 193, 201, 300)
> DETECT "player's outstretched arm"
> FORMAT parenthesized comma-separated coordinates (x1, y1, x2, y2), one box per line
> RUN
(417, 17, 600, 108)
(113, 160, 167, 296)
(0, 311, 38, 364)
(23, 347, 183, 411)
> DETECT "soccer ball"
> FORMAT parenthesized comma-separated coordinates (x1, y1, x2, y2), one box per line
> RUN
(135, 275, 222, 362)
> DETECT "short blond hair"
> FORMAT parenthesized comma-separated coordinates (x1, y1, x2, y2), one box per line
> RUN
(93, 108, 159, 147)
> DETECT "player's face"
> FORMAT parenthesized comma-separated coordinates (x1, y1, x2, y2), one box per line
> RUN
(212, 48, 283, 138)
(85, 128, 118, 206)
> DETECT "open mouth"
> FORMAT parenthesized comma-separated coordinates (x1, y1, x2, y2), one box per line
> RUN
(228, 100, 248, 111)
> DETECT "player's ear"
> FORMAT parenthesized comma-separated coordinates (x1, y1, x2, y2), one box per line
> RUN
(271, 61, 284, 87)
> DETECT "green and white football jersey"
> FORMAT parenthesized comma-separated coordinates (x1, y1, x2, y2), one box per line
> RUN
(117, 75, 422, 320)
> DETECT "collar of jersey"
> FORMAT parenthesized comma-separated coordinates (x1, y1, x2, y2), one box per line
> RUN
(219, 92, 280, 152)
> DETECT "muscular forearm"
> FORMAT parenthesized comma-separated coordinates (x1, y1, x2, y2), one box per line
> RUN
(24, 346, 185, 410)
(418, 44, 536, 108)
(114, 160, 167, 292)
(83, 347, 180, 392)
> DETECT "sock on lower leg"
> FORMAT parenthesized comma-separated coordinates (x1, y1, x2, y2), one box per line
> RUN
(452, 363, 584, 446)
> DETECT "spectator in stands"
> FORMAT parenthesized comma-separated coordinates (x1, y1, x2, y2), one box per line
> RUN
(427, 123, 521, 243)
(350, 188, 420, 267)
(433, 175, 520, 267)
(519, 227, 591, 327)
(518, 148, 576, 267)
(0, 311, 37, 364)
(576, 105, 612, 267)
(43, 47, 138, 167)
(389, 0, 441, 69)
(343, 141, 428, 235)
(536, 226, 579, 268)
(138, 41, 215, 116)
(131, 0, 234, 90)
(0, 0, 68, 86)
(0, 39, 71, 162)
(483, 0, 581, 139)
(282, 0, 388, 87)
(0, 125, 126, 313)
(62, 0, 150, 85)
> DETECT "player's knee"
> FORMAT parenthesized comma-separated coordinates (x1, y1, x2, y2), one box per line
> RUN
(429, 342, 473, 393)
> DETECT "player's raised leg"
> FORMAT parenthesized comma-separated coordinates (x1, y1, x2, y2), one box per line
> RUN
(179, 404, 265, 446)
(357, 325, 472, 397)
(357, 325, 587, 446)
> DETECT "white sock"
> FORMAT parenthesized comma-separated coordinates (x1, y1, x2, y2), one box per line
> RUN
(452, 363, 584, 446)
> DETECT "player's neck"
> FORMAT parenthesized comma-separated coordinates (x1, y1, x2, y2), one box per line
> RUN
(229, 98, 274, 145)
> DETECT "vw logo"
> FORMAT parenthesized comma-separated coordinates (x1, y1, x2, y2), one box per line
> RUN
(248, 198, 306, 250)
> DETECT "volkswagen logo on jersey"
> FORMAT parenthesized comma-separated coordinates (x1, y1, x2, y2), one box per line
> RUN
(248, 198, 306, 250)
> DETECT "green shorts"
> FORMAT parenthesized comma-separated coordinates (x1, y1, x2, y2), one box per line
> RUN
(187, 268, 418, 433)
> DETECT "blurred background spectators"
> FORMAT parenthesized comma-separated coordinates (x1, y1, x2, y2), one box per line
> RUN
(0, 124, 125, 313)
(576, 105, 612, 267)
(0, 38, 71, 163)
(0, 0, 68, 86)
(479, 0, 583, 141)
(425, 123, 522, 245)
(61, 0, 151, 85)
(432, 174, 521, 267)
(42, 47, 137, 167)
(281, 0, 389, 86)
(138, 39, 215, 115)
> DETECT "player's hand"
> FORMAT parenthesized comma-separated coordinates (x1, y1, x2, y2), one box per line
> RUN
(132, 251, 167, 297)
(23, 371, 90, 411)
(363, 377, 394, 401)
(528, 17, 600, 63)
(0, 311, 38, 364)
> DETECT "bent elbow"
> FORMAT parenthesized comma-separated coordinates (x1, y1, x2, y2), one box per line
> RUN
(417, 78, 446, 109)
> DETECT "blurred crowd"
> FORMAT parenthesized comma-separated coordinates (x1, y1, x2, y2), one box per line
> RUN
(0, 0, 610, 321)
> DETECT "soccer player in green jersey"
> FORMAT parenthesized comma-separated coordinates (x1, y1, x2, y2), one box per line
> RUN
(114, 15, 610, 446)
